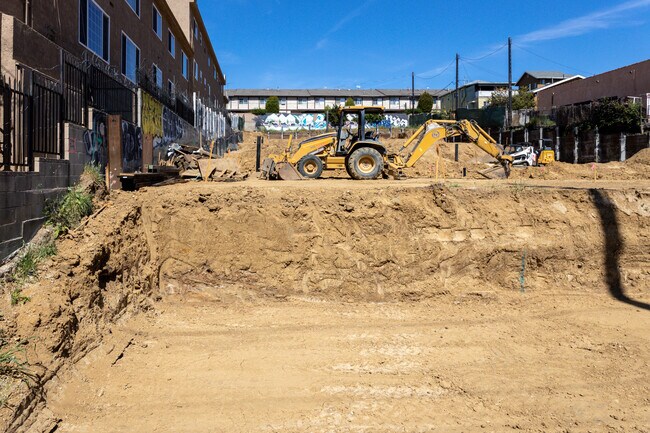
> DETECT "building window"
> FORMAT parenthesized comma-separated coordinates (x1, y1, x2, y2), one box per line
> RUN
(153, 64, 162, 88)
(354, 98, 362, 105)
(194, 60, 198, 80)
(259, 98, 266, 107)
(208, 57, 211, 67)
(316, 97, 325, 107)
(298, 98, 308, 106)
(125, 0, 139, 16)
(152, 5, 162, 39)
(372, 98, 381, 106)
(214, 68, 217, 80)
(390, 97, 399, 107)
(280, 98, 286, 107)
(339, 98, 346, 105)
(239, 98, 248, 106)
(193, 18, 198, 39)
(181, 51, 189, 79)
(121, 33, 140, 83)
(79, 0, 110, 62)
(168, 31, 175, 58)
(168, 80, 174, 95)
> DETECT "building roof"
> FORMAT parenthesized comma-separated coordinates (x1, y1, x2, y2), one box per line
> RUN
(516, 71, 571, 86)
(225, 88, 444, 98)
(531, 75, 585, 94)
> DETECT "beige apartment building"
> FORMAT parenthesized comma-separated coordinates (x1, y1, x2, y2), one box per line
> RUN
(227, 89, 445, 113)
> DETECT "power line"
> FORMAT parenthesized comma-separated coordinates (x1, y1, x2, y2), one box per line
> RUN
(463, 60, 505, 81)
(461, 43, 508, 62)
(416, 60, 456, 80)
(512, 43, 594, 76)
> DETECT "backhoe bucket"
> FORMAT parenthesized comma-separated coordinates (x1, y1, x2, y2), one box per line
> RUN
(478, 162, 511, 179)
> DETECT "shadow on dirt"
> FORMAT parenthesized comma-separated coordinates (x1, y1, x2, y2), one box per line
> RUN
(590, 189, 649, 311)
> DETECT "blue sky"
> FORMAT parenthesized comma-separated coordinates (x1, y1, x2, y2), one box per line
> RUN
(203, 0, 650, 90)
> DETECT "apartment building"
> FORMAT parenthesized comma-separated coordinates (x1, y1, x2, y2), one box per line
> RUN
(0, 0, 225, 107)
(226, 89, 444, 113)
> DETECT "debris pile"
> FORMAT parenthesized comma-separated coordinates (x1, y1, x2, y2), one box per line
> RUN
(164, 143, 248, 182)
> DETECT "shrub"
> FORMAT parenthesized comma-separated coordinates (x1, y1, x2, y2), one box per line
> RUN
(45, 188, 94, 238)
(251, 108, 267, 116)
(345, 97, 355, 107)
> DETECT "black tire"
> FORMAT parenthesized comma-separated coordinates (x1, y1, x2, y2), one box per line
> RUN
(297, 155, 323, 179)
(347, 147, 383, 180)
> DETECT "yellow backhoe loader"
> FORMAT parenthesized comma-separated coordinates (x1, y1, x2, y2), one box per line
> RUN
(260, 106, 512, 181)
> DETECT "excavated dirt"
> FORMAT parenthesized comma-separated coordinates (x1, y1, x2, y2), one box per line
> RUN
(1, 175, 649, 432)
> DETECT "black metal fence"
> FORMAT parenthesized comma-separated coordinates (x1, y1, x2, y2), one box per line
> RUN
(1, 75, 63, 171)
(137, 68, 194, 125)
(63, 60, 87, 125)
(88, 66, 135, 123)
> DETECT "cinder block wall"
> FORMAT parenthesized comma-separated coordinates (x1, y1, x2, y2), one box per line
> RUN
(0, 159, 71, 261)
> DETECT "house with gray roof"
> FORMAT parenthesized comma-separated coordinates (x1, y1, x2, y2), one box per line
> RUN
(516, 71, 571, 91)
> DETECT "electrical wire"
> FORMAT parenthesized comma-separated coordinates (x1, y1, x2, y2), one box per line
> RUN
(461, 43, 508, 62)
(416, 59, 456, 80)
(512, 43, 594, 76)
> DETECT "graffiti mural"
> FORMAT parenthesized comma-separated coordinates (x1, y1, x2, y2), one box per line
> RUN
(121, 120, 143, 173)
(83, 111, 108, 172)
(256, 113, 408, 131)
(257, 113, 327, 131)
(370, 114, 408, 128)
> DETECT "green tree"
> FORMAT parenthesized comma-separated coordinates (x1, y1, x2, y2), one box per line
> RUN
(345, 97, 355, 107)
(486, 88, 535, 110)
(365, 113, 384, 125)
(417, 92, 434, 113)
(265, 96, 280, 114)
(324, 105, 342, 127)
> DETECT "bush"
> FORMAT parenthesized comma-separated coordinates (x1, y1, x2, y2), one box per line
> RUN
(251, 108, 267, 116)
(345, 97, 355, 107)
(266, 96, 280, 114)
(325, 105, 342, 127)
(45, 188, 94, 238)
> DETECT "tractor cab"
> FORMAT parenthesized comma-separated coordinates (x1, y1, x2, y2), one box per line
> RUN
(335, 106, 384, 156)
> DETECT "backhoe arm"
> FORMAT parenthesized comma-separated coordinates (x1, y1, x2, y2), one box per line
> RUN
(398, 119, 512, 176)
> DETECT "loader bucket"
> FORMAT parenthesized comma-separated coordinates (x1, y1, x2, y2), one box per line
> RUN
(276, 162, 304, 180)
(260, 158, 303, 180)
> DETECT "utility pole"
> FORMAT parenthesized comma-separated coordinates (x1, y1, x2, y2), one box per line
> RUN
(507, 37, 513, 129)
(411, 72, 415, 112)
(455, 53, 459, 113)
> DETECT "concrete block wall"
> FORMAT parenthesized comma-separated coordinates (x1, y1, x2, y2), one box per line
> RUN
(0, 159, 70, 262)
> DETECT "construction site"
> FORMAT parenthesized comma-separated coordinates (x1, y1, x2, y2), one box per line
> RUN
(1, 120, 649, 432)
(1, 0, 650, 431)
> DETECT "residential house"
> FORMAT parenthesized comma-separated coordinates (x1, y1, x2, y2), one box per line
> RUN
(516, 71, 571, 91)
(440, 81, 508, 110)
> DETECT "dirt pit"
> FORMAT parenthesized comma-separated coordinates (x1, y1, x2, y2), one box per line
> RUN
(2, 178, 650, 432)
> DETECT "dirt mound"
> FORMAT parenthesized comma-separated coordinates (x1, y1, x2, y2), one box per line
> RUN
(509, 160, 650, 181)
(628, 147, 650, 164)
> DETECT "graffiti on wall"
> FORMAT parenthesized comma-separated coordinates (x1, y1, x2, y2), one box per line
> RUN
(257, 113, 408, 131)
(141, 91, 199, 163)
(142, 92, 163, 136)
(257, 113, 327, 131)
(121, 120, 143, 173)
(84, 111, 108, 172)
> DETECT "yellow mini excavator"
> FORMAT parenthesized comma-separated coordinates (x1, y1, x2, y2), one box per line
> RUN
(260, 106, 512, 180)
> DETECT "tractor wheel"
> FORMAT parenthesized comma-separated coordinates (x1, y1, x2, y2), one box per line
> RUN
(347, 147, 384, 180)
(297, 155, 323, 179)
